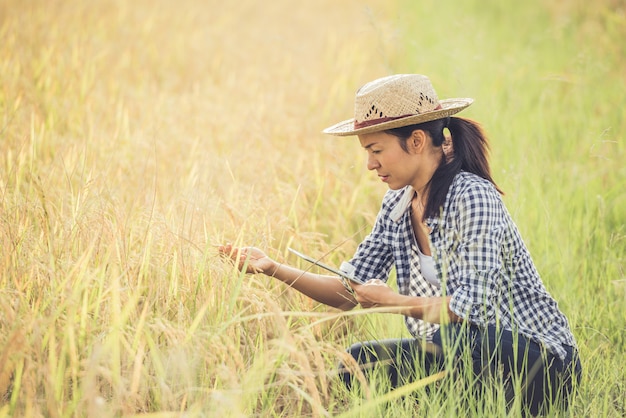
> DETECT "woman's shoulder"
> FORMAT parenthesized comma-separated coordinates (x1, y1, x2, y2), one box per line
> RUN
(452, 171, 499, 194)
(449, 171, 502, 206)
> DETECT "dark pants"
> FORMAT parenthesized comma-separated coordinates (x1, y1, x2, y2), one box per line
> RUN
(339, 324, 582, 416)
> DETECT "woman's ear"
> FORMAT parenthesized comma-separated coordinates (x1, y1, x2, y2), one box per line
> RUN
(408, 129, 427, 154)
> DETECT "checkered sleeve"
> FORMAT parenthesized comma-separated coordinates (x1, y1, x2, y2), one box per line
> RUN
(447, 181, 507, 325)
(343, 191, 397, 283)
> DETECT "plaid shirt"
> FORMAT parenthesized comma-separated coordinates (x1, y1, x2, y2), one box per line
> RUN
(342, 171, 577, 360)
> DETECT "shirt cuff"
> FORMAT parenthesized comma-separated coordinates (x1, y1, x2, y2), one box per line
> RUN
(339, 261, 356, 280)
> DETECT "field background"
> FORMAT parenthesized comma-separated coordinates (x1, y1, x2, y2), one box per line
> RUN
(0, 0, 624, 416)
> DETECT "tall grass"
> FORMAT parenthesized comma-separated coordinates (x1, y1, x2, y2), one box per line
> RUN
(0, 0, 624, 416)
(393, 1, 626, 415)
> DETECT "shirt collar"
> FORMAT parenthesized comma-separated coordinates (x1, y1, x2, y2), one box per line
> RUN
(389, 185, 442, 228)
(390, 186, 415, 223)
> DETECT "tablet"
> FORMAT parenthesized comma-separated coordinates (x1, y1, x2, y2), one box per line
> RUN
(287, 247, 364, 285)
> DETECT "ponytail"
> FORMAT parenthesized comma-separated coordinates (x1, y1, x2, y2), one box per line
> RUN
(386, 117, 502, 221)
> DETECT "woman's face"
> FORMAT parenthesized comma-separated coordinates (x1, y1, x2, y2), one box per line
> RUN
(358, 131, 421, 190)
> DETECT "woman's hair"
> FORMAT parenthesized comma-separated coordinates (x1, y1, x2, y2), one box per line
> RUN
(386, 117, 502, 220)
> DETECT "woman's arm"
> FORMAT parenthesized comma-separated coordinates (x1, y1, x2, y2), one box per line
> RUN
(351, 279, 461, 324)
(219, 245, 358, 310)
(446, 181, 507, 324)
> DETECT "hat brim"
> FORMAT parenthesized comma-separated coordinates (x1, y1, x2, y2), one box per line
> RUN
(323, 98, 474, 136)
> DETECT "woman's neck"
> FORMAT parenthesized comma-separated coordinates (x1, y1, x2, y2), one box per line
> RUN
(412, 152, 441, 198)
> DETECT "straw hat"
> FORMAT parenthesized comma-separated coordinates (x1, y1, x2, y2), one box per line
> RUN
(323, 74, 473, 136)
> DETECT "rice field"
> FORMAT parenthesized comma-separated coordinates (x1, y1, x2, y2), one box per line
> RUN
(0, 0, 624, 416)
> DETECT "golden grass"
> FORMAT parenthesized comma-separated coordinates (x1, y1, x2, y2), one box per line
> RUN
(0, 0, 405, 415)
(2, 0, 625, 416)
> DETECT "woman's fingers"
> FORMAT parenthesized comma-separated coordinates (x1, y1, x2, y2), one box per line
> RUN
(351, 279, 393, 308)
(218, 244, 244, 265)
(217, 244, 235, 257)
(218, 245, 267, 274)
(218, 244, 246, 259)
(363, 279, 386, 286)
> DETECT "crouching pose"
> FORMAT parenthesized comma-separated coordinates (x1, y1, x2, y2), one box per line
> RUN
(220, 74, 581, 415)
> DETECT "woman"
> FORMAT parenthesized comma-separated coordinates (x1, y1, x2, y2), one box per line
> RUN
(219, 74, 581, 415)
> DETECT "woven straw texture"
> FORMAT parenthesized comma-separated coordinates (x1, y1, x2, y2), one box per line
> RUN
(324, 74, 472, 136)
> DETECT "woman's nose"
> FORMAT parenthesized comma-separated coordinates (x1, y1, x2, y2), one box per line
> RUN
(367, 155, 379, 171)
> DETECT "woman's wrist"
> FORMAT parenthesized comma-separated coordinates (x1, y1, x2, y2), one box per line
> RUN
(265, 260, 281, 277)
(381, 293, 442, 322)
(368, 290, 406, 311)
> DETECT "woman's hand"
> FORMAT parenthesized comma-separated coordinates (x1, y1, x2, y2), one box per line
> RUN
(218, 245, 277, 275)
(351, 280, 458, 323)
(350, 279, 396, 309)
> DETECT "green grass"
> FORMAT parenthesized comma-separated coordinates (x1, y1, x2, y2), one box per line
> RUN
(393, 2, 626, 416)
(1, 0, 624, 416)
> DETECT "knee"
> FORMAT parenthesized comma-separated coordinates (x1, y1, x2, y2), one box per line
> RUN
(338, 343, 367, 390)
(345, 342, 367, 361)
